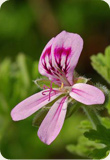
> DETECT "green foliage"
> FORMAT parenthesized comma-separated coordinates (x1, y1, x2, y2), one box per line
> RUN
(66, 118, 110, 159)
(87, 45, 110, 158)
(84, 125, 110, 159)
(91, 46, 110, 84)
(66, 136, 101, 158)
(85, 125, 110, 146)
(78, 120, 92, 131)
(102, 117, 110, 129)
(66, 119, 101, 159)
(0, 54, 39, 144)
(106, 91, 110, 114)
(89, 147, 109, 159)
(66, 44, 110, 159)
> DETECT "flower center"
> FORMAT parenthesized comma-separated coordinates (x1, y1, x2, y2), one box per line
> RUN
(59, 82, 71, 93)
(42, 81, 71, 101)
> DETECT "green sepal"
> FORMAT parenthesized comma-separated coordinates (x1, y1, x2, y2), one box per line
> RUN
(74, 76, 90, 84)
(34, 78, 59, 89)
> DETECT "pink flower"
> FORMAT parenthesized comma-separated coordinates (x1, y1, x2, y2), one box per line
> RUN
(11, 31, 105, 145)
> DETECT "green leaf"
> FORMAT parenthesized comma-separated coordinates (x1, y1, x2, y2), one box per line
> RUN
(91, 147, 109, 159)
(66, 118, 104, 159)
(105, 46, 110, 68)
(78, 120, 92, 131)
(66, 136, 101, 158)
(102, 117, 110, 129)
(84, 125, 110, 145)
(84, 125, 110, 159)
(106, 91, 110, 114)
(91, 46, 110, 84)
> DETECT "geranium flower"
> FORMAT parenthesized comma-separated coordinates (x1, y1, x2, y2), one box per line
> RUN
(11, 31, 105, 145)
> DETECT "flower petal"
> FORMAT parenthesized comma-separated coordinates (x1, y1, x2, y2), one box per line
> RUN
(69, 83, 105, 105)
(38, 96, 68, 145)
(38, 38, 54, 77)
(38, 31, 83, 86)
(51, 31, 83, 86)
(11, 90, 61, 121)
(38, 38, 61, 85)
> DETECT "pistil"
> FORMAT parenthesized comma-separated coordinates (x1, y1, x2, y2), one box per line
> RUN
(42, 81, 56, 101)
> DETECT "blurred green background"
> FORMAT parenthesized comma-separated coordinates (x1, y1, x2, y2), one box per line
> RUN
(0, 0, 110, 159)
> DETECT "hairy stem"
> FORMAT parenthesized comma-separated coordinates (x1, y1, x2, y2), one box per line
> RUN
(82, 105, 101, 129)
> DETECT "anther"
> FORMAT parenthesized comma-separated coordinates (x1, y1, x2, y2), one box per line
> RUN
(59, 82, 64, 90)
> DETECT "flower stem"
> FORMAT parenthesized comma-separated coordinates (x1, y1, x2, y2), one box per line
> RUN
(82, 105, 101, 129)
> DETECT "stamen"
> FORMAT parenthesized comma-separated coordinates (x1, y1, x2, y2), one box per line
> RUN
(59, 82, 64, 90)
